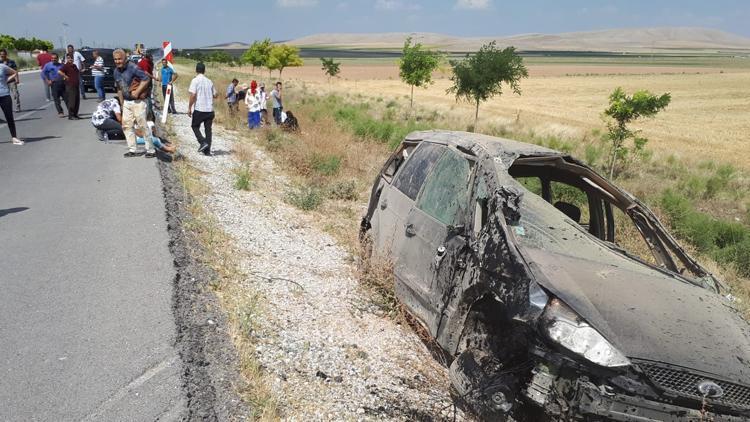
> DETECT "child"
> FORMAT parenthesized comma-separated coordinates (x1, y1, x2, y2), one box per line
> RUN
(135, 121, 176, 153)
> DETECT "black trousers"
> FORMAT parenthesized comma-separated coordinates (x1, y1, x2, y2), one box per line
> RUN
(0, 95, 17, 138)
(191, 111, 214, 148)
(64, 84, 80, 117)
(51, 80, 65, 114)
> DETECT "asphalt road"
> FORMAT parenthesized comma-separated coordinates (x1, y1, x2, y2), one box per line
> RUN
(0, 72, 187, 420)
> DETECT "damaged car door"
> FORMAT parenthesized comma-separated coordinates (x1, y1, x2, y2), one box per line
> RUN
(372, 142, 445, 255)
(395, 148, 474, 335)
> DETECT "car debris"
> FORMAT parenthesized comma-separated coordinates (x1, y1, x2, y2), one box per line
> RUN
(360, 130, 750, 421)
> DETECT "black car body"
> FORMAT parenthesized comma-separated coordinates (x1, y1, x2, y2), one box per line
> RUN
(79, 48, 116, 93)
(360, 130, 750, 421)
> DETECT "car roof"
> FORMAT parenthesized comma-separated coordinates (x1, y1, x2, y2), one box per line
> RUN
(405, 130, 563, 167)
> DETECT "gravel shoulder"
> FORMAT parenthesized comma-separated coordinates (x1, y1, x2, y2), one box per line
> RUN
(166, 102, 467, 420)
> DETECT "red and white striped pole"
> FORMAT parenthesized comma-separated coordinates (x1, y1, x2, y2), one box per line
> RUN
(161, 40, 173, 124)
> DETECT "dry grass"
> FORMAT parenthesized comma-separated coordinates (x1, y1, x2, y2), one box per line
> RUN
(172, 132, 280, 421)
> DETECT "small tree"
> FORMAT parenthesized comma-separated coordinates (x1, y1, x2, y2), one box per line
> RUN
(447, 42, 528, 129)
(399, 36, 442, 109)
(242, 38, 272, 75)
(267, 44, 303, 80)
(0, 34, 16, 51)
(320, 57, 341, 82)
(603, 87, 671, 178)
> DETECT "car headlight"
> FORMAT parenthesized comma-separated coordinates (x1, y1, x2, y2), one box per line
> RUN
(543, 298, 630, 368)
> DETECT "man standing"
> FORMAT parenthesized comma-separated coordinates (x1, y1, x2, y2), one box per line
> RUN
(37, 48, 53, 101)
(58, 54, 81, 119)
(41, 53, 65, 117)
(225, 78, 239, 115)
(67, 44, 86, 100)
(113, 48, 155, 158)
(187, 62, 217, 156)
(0, 49, 21, 112)
(155, 58, 177, 114)
(90, 50, 106, 101)
(270, 81, 283, 125)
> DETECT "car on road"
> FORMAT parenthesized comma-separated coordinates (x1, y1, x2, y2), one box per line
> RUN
(79, 48, 116, 93)
(360, 130, 750, 421)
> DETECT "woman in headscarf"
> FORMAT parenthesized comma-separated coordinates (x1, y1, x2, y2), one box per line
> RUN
(244, 80, 261, 129)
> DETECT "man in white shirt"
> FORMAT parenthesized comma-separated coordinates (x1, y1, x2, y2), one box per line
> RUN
(187, 62, 218, 156)
(67, 44, 87, 99)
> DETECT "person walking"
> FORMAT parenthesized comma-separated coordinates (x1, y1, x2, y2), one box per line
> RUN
(58, 54, 81, 119)
(187, 62, 217, 156)
(91, 98, 122, 141)
(155, 58, 177, 114)
(67, 45, 87, 99)
(37, 48, 53, 101)
(113, 48, 155, 158)
(0, 62, 23, 145)
(270, 81, 283, 125)
(41, 53, 66, 117)
(0, 49, 21, 113)
(244, 80, 261, 129)
(226, 78, 239, 115)
(90, 50, 106, 102)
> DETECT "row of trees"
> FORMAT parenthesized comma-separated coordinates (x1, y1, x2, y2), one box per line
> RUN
(0, 34, 54, 52)
(241, 39, 303, 79)
(397, 36, 669, 177)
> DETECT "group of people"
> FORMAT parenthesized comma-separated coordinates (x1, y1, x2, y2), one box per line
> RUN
(225, 79, 293, 130)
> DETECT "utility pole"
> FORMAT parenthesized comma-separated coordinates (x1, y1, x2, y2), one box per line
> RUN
(62, 22, 69, 49)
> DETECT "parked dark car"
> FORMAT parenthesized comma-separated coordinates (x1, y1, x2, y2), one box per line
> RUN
(80, 48, 116, 93)
(360, 130, 750, 421)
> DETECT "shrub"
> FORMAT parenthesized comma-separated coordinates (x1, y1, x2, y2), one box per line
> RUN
(327, 180, 359, 201)
(286, 185, 323, 211)
(310, 153, 342, 176)
(233, 166, 252, 191)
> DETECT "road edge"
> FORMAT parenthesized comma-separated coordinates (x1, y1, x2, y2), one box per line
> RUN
(159, 158, 250, 421)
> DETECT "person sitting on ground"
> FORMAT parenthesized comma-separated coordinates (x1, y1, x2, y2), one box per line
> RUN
(91, 98, 123, 141)
(135, 121, 176, 153)
(280, 110, 299, 132)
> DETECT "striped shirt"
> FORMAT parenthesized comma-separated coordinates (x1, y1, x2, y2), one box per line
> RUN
(92, 56, 105, 77)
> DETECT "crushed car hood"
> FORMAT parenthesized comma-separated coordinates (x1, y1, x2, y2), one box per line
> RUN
(523, 247, 750, 385)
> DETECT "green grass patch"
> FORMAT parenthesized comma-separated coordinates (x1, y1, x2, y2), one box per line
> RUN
(310, 153, 342, 176)
(660, 190, 750, 276)
(233, 166, 252, 191)
(286, 185, 324, 211)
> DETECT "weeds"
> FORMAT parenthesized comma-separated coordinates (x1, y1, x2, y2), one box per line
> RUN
(310, 153, 342, 176)
(286, 184, 324, 210)
(234, 165, 252, 191)
(327, 180, 359, 201)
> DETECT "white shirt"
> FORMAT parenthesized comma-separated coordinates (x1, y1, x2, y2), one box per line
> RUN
(188, 74, 216, 113)
(258, 90, 268, 110)
(245, 90, 261, 112)
(73, 51, 85, 70)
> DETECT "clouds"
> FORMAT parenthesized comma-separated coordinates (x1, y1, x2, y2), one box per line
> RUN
(455, 0, 490, 9)
(277, 0, 318, 7)
(375, 0, 421, 11)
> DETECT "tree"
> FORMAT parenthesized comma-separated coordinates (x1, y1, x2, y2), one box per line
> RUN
(447, 42, 528, 129)
(0, 34, 16, 51)
(399, 36, 442, 108)
(14, 37, 34, 51)
(320, 57, 341, 82)
(603, 87, 671, 178)
(267, 44, 303, 80)
(207, 50, 233, 65)
(241, 38, 272, 74)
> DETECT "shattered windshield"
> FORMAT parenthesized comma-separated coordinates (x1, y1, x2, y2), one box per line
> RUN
(511, 189, 659, 275)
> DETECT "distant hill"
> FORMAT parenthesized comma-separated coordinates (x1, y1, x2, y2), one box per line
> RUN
(285, 27, 750, 52)
(199, 42, 251, 50)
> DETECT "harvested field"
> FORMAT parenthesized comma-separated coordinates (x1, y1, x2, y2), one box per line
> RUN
(254, 62, 750, 171)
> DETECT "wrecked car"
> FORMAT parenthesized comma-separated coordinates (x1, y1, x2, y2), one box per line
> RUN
(360, 130, 750, 421)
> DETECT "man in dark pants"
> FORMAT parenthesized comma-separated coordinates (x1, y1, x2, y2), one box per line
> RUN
(58, 54, 81, 119)
(41, 53, 66, 117)
(187, 62, 217, 156)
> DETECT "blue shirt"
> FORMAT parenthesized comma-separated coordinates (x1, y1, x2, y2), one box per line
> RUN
(114, 62, 149, 101)
(41, 61, 63, 82)
(0, 64, 11, 97)
(160, 66, 174, 87)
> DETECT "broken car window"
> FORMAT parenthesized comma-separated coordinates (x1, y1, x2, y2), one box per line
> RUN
(392, 143, 445, 201)
(416, 150, 472, 226)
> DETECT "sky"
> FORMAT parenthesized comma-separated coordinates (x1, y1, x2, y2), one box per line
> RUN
(3, 0, 750, 49)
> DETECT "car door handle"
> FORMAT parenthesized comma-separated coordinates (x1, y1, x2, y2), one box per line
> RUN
(380, 199, 388, 210)
(405, 224, 416, 237)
